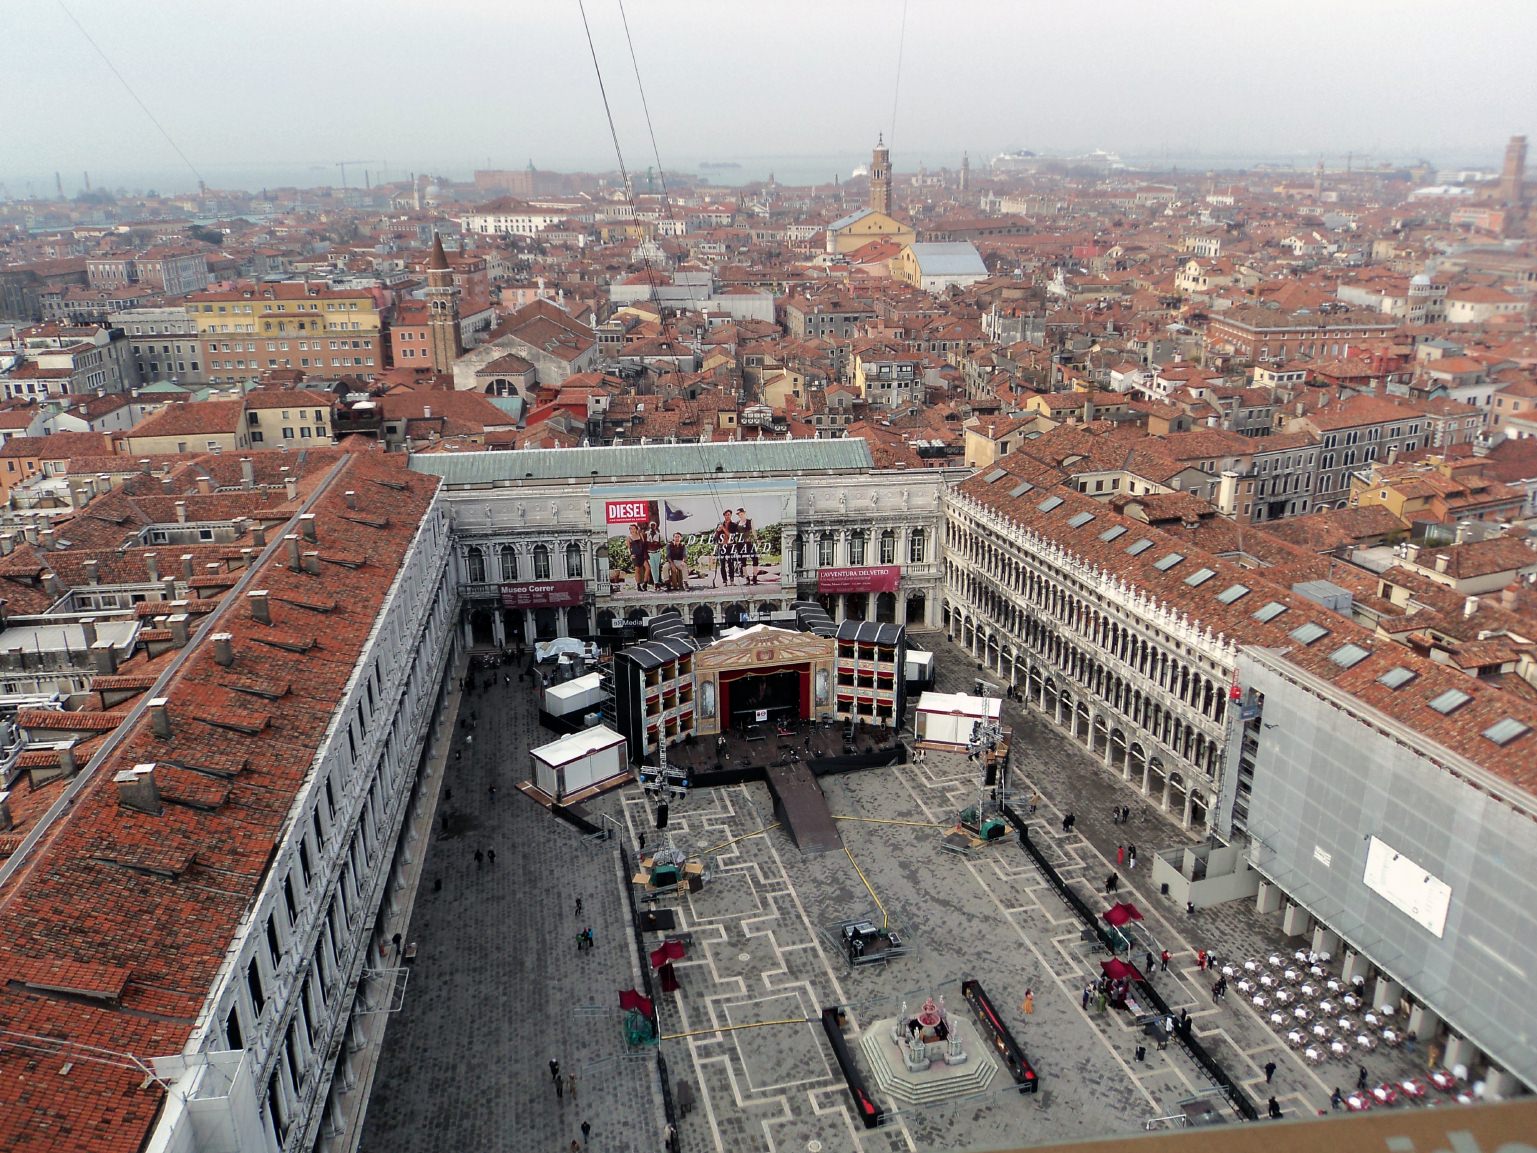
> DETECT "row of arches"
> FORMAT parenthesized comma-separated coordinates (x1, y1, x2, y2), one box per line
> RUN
(464, 541, 585, 584)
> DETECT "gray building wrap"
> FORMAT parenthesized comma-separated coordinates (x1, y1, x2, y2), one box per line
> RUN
(1236, 648, 1537, 1090)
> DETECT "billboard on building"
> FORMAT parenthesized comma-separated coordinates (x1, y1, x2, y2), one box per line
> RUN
(592, 480, 793, 599)
(500, 579, 585, 609)
(817, 566, 901, 594)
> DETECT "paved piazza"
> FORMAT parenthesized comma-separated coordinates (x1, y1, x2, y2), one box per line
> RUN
(362, 634, 1432, 1153)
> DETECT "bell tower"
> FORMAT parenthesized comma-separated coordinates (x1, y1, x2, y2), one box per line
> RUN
(870, 134, 892, 215)
(424, 232, 462, 373)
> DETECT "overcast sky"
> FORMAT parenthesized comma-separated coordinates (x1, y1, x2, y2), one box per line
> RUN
(5, 0, 1534, 194)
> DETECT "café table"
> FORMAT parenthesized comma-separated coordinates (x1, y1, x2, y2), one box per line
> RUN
(1400, 1079, 1427, 1100)
(1371, 1084, 1399, 1106)
(1345, 1093, 1372, 1112)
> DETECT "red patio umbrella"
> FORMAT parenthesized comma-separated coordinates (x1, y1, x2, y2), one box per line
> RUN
(1100, 957, 1146, 983)
(1102, 902, 1144, 927)
(619, 988, 655, 1019)
(649, 938, 687, 969)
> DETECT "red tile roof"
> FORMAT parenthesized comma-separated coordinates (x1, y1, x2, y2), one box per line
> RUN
(0, 451, 440, 1152)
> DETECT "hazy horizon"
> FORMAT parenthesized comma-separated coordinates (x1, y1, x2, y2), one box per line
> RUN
(4, 0, 1533, 198)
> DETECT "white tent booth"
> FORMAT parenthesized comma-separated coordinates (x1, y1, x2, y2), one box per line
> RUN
(531, 725, 629, 802)
(913, 691, 1000, 747)
(544, 672, 606, 719)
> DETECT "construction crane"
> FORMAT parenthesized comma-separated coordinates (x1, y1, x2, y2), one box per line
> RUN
(335, 160, 374, 190)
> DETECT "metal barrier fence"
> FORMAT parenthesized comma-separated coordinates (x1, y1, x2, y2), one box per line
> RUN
(1001, 807, 1259, 1122)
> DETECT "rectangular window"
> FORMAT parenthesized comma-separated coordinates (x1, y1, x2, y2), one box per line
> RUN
(1153, 553, 1184, 571)
(1184, 567, 1216, 587)
(1253, 601, 1288, 623)
(1126, 539, 1154, 556)
(1377, 667, 1416, 689)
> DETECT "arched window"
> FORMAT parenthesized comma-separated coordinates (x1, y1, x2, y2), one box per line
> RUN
(848, 529, 866, 566)
(879, 529, 896, 565)
(466, 546, 485, 584)
(499, 545, 518, 582)
(909, 528, 927, 564)
(533, 544, 551, 580)
(817, 532, 835, 567)
(565, 541, 583, 578)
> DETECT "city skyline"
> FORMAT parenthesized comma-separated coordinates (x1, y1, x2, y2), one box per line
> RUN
(5, 0, 1535, 196)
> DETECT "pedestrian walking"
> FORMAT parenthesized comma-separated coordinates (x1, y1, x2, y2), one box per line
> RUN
(1022, 989, 1035, 1015)
(1116, 845, 1125, 866)
(488, 848, 496, 865)
(1145, 951, 1156, 976)
(567, 1072, 577, 1102)
(1357, 1065, 1369, 1092)
(1264, 1060, 1277, 1084)
(584, 927, 594, 949)
(580, 1121, 591, 1142)
(1160, 949, 1171, 972)
(556, 1075, 564, 1100)
(665, 1122, 678, 1153)
(1122, 805, 1131, 823)
(575, 897, 583, 917)
(1134, 1043, 1147, 1063)
(1330, 1087, 1344, 1111)
(474, 848, 484, 869)
(550, 1059, 561, 1082)
(1082, 984, 1092, 1010)
(1178, 1008, 1189, 1033)
(1127, 845, 1137, 870)
(1197, 949, 1208, 971)
(1268, 1096, 1282, 1120)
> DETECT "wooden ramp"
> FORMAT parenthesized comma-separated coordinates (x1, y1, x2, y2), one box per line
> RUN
(764, 760, 842, 855)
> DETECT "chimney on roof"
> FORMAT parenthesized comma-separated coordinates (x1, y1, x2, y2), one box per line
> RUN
(168, 613, 190, 648)
(82, 558, 99, 584)
(0, 533, 13, 556)
(302, 551, 321, 575)
(58, 740, 78, 778)
(139, 459, 152, 474)
(249, 589, 270, 625)
(42, 572, 61, 597)
(175, 500, 188, 524)
(161, 476, 174, 494)
(251, 524, 266, 547)
(0, 790, 11, 833)
(286, 478, 299, 501)
(90, 638, 117, 676)
(344, 490, 357, 510)
(80, 618, 97, 648)
(148, 696, 172, 737)
(240, 547, 255, 569)
(39, 528, 55, 550)
(286, 533, 303, 571)
(114, 764, 162, 816)
(97, 473, 112, 495)
(21, 524, 38, 546)
(196, 474, 213, 495)
(212, 632, 234, 667)
(181, 553, 194, 580)
(1464, 595, 1480, 618)
(1434, 554, 1450, 574)
(241, 457, 255, 488)
(299, 513, 317, 542)
(161, 576, 177, 601)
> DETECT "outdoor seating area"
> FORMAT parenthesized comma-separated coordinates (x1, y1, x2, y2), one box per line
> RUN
(1232, 949, 1492, 1110)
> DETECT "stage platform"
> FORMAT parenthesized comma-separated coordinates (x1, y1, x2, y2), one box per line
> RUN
(765, 760, 842, 855)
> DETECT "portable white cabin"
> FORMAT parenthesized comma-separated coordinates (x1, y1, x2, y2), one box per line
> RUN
(913, 691, 1001, 746)
(530, 725, 628, 801)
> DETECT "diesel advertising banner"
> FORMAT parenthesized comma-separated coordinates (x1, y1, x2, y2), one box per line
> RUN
(592, 480, 793, 599)
(817, 566, 901, 594)
(500, 579, 585, 609)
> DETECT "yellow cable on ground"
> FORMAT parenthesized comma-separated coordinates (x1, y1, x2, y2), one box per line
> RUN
(843, 844, 887, 930)
(831, 815, 947, 830)
(700, 822, 779, 857)
(660, 1017, 812, 1041)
